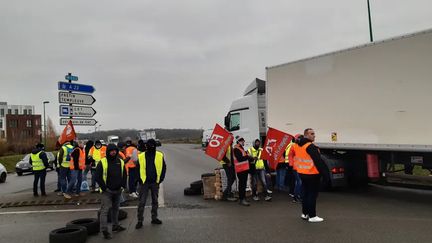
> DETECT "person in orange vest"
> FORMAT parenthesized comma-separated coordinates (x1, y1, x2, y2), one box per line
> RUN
(288, 134, 304, 203)
(124, 138, 139, 198)
(233, 136, 254, 206)
(293, 128, 329, 223)
(65, 141, 86, 198)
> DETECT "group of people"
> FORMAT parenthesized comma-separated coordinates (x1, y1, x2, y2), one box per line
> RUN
(220, 128, 329, 223)
(30, 138, 167, 240)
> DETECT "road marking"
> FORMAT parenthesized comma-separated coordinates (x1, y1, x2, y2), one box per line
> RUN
(0, 205, 163, 216)
(159, 183, 165, 207)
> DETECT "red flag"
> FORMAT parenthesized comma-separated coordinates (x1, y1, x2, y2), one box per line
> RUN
(205, 124, 234, 161)
(57, 120, 77, 146)
(261, 127, 294, 170)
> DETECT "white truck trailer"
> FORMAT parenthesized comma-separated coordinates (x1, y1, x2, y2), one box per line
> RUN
(225, 29, 432, 187)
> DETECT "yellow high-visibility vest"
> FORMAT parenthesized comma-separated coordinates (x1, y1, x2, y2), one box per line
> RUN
(31, 152, 45, 171)
(248, 147, 265, 170)
(138, 151, 164, 184)
(61, 144, 74, 168)
(100, 158, 125, 193)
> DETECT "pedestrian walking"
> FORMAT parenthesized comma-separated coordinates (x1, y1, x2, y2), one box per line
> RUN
(29, 143, 49, 197)
(65, 141, 86, 197)
(58, 141, 74, 199)
(248, 139, 272, 202)
(135, 139, 166, 229)
(95, 144, 127, 239)
(233, 136, 253, 206)
(293, 128, 329, 223)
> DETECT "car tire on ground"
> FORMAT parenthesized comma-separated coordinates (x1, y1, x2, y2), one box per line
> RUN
(49, 225, 87, 243)
(184, 187, 201, 196)
(97, 209, 128, 223)
(190, 180, 203, 191)
(66, 218, 99, 235)
(0, 172, 6, 183)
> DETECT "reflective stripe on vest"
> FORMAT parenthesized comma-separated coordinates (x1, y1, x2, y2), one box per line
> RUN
(233, 144, 249, 173)
(293, 142, 319, 175)
(284, 142, 293, 164)
(138, 151, 164, 184)
(61, 144, 74, 168)
(248, 147, 265, 170)
(70, 148, 86, 170)
(31, 152, 45, 171)
(100, 158, 124, 193)
(220, 146, 231, 165)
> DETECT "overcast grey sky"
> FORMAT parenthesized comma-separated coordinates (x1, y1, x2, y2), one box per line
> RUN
(1, 0, 432, 133)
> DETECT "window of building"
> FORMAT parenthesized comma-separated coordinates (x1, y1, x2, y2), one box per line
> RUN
(8, 109, 11, 114)
(28, 109, 32, 115)
(26, 120, 32, 128)
(0, 131, 5, 139)
(9, 120, 17, 128)
(0, 109, 4, 117)
(14, 109, 18, 115)
(0, 119, 2, 129)
(24, 110, 27, 115)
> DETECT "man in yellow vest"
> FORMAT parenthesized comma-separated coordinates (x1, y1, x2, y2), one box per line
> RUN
(293, 128, 329, 223)
(95, 143, 127, 239)
(220, 141, 237, 202)
(58, 140, 74, 199)
(88, 140, 107, 192)
(135, 139, 166, 229)
(29, 143, 49, 197)
(248, 139, 272, 202)
(65, 141, 86, 198)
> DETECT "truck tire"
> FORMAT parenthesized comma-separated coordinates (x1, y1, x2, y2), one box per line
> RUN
(190, 180, 203, 191)
(66, 218, 99, 235)
(97, 209, 128, 223)
(49, 225, 87, 243)
(201, 173, 215, 178)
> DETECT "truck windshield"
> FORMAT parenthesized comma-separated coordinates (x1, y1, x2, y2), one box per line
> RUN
(229, 113, 240, 131)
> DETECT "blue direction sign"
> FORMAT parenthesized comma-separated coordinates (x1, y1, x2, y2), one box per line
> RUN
(65, 74, 78, 81)
(58, 82, 95, 94)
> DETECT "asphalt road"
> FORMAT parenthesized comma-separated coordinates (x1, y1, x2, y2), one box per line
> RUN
(1, 144, 432, 243)
(0, 169, 58, 195)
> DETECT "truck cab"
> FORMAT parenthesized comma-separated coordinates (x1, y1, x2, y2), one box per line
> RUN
(224, 78, 267, 149)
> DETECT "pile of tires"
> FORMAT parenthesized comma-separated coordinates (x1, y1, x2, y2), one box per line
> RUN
(184, 180, 203, 196)
(66, 218, 99, 235)
(49, 225, 87, 243)
(97, 208, 128, 223)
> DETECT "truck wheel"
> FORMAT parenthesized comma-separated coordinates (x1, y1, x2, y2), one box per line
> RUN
(0, 172, 6, 183)
(49, 225, 87, 243)
(66, 218, 99, 235)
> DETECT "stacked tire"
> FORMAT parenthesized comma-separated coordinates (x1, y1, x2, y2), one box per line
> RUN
(49, 225, 87, 243)
(184, 180, 203, 196)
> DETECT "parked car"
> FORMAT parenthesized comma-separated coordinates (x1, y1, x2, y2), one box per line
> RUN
(0, 163, 7, 183)
(15, 152, 56, 176)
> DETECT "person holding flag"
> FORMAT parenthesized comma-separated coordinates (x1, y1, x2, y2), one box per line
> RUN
(233, 136, 254, 206)
(248, 139, 272, 202)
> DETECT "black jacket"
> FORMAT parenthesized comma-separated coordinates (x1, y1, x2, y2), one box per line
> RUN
(29, 148, 49, 169)
(136, 149, 167, 184)
(233, 144, 253, 173)
(95, 144, 127, 192)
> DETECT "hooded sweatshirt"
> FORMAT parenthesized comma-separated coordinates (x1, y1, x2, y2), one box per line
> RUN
(29, 148, 49, 169)
(296, 137, 329, 179)
(136, 139, 167, 184)
(95, 144, 127, 192)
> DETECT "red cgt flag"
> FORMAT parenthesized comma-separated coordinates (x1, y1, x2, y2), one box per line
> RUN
(205, 124, 234, 161)
(261, 127, 294, 170)
(57, 120, 77, 146)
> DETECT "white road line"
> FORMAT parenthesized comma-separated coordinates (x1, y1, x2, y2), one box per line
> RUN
(0, 205, 163, 216)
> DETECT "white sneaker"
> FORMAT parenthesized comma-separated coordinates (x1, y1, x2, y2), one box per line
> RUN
(301, 214, 309, 220)
(130, 192, 138, 198)
(253, 196, 260, 201)
(267, 189, 273, 194)
(308, 216, 324, 223)
(264, 196, 272, 201)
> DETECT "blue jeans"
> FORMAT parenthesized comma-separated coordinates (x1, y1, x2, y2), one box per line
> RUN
(252, 170, 270, 196)
(67, 170, 83, 194)
(60, 167, 71, 193)
(128, 168, 137, 193)
(293, 170, 303, 199)
(276, 167, 288, 191)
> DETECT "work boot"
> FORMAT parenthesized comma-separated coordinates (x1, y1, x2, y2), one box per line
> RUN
(102, 230, 113, 239)
(239, 199, 250, 206)
(151, 219, 162, 225)
(112, 225, 126, 232)
(135, 222, 143, 229)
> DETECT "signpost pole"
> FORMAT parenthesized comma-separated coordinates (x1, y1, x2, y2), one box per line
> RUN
(68, 73, 73, 123)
